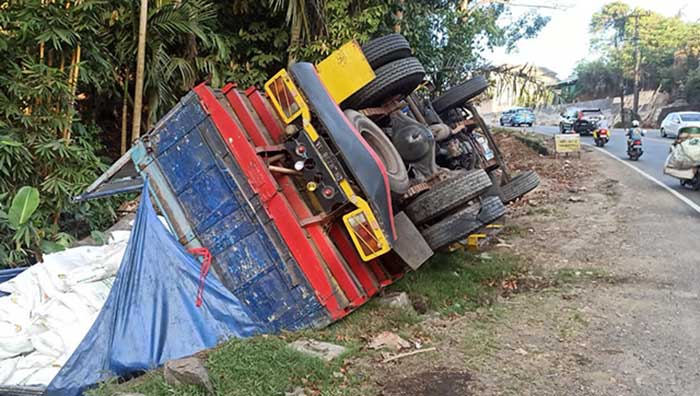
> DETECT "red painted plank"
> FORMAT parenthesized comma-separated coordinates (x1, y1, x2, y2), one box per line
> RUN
(329, 224, 379, 297)
(245, 87, 286, 144)
(369, 260, 392, 287)
(224, 88, 271, 147)
(277, 176, 366, 308)
(194, 84, 343, 319)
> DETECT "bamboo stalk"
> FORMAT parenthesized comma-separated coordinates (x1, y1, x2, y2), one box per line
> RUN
(120, 78, 129, 154)
(62, 45, 81, 141)
(131, 0, 149, 141)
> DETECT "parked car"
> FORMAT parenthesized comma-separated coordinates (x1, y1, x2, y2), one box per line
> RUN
(499, 108, 534, 127)
(660, 112, 700, 138)
(559, 108, 604, 135)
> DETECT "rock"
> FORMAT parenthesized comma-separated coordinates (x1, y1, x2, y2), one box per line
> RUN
(515, 347, 529, 356)
(569, 195, 585, 203)
(377, 292, 413, 310)
(367, 331, 411, 351)
(285, 387, 307, 396)
(289, 339, 347, 361)
(411, 294, 429, 314)
(163, 356, 214, 394)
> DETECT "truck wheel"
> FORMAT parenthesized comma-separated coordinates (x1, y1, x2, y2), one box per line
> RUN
(432, 76, 489, 114)
(421, 196, 505, 250)
(344, 109, 409, 195)
(361, 33, 412, 69)
(500, 170, 540, 204)
(405, 169, 492, 225)
(342, 57, 425, 109)
(476, 195, 507, 224)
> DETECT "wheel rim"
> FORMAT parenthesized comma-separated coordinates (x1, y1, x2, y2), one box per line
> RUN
(361, 130, 401, 175)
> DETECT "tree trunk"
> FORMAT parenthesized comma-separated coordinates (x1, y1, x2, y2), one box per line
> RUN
(619, 82, 625, 125)
(287, 17, 302, 67)
(131, 0, 149, 142)
(394, 0, 405, 33)
(632, 17, 641, 118)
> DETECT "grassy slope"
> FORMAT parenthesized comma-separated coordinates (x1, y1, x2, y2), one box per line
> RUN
(89, 251, 523, 396)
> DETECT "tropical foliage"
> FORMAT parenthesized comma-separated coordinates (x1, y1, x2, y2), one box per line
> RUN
(573, 1, 700, 102)
(0, 0, 547, 267)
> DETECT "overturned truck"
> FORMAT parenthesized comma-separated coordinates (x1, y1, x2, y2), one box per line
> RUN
(27, 35, 540, 393)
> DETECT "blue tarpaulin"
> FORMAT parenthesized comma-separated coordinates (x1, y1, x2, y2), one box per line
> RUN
(44, 182, 266, 396)
(0, 267, 27, 297)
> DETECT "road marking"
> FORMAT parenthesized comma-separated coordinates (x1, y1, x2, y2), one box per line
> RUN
(591, 146, 700, 215)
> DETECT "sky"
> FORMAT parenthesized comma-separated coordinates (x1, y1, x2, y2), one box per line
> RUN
(486, 0, 700, 80)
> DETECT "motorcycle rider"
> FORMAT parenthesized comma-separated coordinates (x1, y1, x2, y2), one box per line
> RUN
(626, 120, 644, 146)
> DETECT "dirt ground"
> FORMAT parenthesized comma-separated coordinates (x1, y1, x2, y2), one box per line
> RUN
(366, 135, 700, 396)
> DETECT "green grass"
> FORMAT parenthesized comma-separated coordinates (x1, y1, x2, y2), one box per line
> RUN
(462, 310, 504, 367)
(88, 251, 524, 396)
(554, 267, 612, 284)
(89, 337, 348, 396)
(390, 251, 522, 315)
(503, 224, 528, 238)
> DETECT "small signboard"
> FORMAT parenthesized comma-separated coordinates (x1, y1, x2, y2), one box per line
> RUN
(554, 133, 581, 157)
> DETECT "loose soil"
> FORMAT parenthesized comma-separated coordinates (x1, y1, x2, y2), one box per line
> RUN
(350, 132, 700, 396)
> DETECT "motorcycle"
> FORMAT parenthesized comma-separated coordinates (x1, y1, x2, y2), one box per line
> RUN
(592, 126, 610, 147)
(663, 126, 700, 190)
(627, 138, 643, 161)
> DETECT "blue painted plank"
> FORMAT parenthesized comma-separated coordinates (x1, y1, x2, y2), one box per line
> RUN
(140, 95, 328, 331)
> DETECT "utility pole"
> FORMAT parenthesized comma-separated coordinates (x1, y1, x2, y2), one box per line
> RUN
(615, 19, 625, 122)
(632, 13, 642, 118)
(131, 0, 149, 142)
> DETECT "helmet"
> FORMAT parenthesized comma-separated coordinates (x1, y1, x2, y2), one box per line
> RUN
(632, 120, 640, 127)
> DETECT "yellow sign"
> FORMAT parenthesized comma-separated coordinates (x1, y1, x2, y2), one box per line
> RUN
(316, 40, 375, 104)
(554, 134, 581, 153)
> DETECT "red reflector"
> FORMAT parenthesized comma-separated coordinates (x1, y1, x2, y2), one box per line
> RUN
(322, 186, 335, 198)
(296, 144, 306, 155)
(599, 129, 608, 135)
(578, 111, 583, 120)
(633, 140, 641, 145)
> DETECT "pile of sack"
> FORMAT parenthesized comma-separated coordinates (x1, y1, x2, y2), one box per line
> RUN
(0, 231, 129, 386)
(665, 137, 700, 170)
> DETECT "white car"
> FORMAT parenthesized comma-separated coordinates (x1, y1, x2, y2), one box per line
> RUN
(660, 112, 700, 138)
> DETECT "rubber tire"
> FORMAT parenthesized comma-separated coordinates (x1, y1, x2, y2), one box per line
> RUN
(405, 169, 492, 225)
(500, 170, 540, 204)
(477, 195, 507, 224)
(421, 196, 506, 250)
(344, 109, 410, 195)
(661, 128, 667, 137)
(342, 57, 425, 109)
(432, 76, 489, 114)
(361, 33, 412, 69)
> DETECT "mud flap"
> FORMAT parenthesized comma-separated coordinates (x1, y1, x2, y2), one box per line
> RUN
(391, 212, 433, 270)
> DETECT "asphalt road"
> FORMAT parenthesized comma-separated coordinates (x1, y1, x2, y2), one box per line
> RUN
(512, 125, 700, 209)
